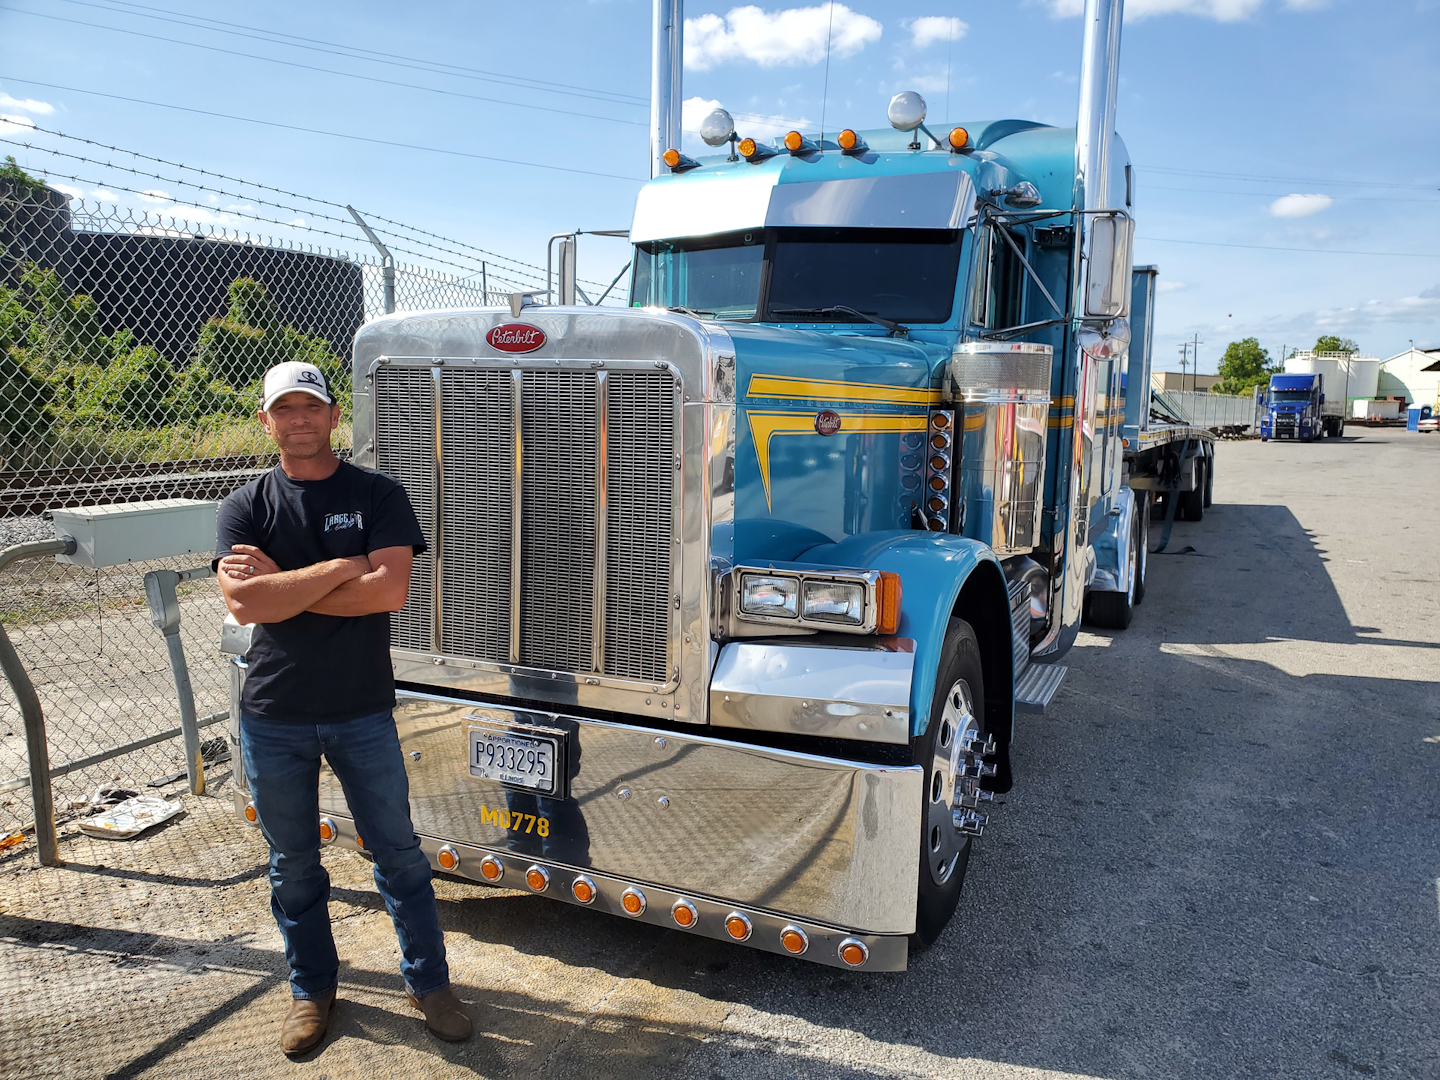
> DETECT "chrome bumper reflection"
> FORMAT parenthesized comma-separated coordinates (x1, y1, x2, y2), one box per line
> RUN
(709, 641, 912, 744)
(325, 692, 922, 938)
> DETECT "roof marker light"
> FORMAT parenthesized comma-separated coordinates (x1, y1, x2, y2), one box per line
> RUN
(663, 148, 700, 173)
(837, 129, 868, 155)
(738, 137, 778, 163)
(948, 127, 970, 152)
(783, 131, 819, 155)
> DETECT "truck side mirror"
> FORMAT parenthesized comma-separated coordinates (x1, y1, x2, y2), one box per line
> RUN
(1084, 212, 1134, 319)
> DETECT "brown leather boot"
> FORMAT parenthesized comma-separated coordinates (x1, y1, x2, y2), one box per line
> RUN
(280, 990, 336, 1055)
(407, 987, 473, 1042)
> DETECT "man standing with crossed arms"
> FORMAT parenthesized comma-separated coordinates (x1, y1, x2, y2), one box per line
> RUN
(215, 360, 471, 1055)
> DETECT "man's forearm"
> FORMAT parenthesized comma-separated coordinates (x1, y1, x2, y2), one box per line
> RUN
(224, 559, 364, 624)
(306, 566, 407, 616)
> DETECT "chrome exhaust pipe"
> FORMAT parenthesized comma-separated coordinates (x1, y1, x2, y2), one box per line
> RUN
(651, 0, 683, 178)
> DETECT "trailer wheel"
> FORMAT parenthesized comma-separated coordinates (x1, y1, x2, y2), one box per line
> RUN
(1133, 492, 1150, 605)
(1202, 450, 1214, 508)
(911, 618, 985, 947)
(1086, 504, 1139, 629)
(1179, 459, 1205, 522)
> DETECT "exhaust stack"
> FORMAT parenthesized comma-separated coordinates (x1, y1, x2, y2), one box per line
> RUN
(1074, 0, 1124, 215)
(651, 0, 683, 178)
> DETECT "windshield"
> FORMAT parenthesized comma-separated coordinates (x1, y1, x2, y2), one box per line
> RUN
(1271, 390, 1314, 402)
(630, 227, 962, 324)
(631, 231, 764, 318)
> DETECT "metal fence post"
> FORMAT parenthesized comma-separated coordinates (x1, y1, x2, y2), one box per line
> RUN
(347, 205, 397, 315)
(0, 536, 76, 865)
(144, 566, 215, 796)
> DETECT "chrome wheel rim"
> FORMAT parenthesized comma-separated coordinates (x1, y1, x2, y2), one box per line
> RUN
(928, 678, 980, 887)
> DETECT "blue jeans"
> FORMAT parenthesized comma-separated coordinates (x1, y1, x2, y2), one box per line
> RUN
(240, 709, 450, 1001)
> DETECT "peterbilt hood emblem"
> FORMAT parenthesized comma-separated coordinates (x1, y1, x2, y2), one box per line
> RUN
(486, 323, 546, 353)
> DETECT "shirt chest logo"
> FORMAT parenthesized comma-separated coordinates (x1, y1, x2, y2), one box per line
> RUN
(324, 511, 364, 533)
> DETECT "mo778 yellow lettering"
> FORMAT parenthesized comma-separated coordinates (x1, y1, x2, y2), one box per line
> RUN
(480, 804, 550, 837)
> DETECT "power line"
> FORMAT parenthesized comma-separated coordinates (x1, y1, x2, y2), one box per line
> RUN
(0, 76, 648, 184)
(1138, 163, 1438, 192)
(6, 8, 647, 128)
(50, 0, 650, 108)
(1137, 236, 1440, 258)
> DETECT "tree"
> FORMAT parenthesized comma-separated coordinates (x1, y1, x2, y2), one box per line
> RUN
(1313, 335, 1359, 355)
(1213, 337, 1278, 395)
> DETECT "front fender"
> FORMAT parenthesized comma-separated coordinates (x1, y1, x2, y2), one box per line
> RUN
(799, 531, 1012, 739)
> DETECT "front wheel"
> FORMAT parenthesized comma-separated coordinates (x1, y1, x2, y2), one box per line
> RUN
(912, 618, 987, 947)
(1086, 503, 1140, 629)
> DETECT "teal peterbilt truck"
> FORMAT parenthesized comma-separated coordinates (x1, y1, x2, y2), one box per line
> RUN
(225, 0, 1213, 969)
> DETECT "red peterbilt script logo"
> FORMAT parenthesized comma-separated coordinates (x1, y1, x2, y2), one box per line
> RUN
(815, 410, 842, 436)
(486, 324, 546, 353)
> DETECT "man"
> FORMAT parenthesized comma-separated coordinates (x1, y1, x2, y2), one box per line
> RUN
(215, 359, 471, 1055)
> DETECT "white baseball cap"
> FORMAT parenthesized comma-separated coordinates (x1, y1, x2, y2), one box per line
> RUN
(261, 361, 333, 412)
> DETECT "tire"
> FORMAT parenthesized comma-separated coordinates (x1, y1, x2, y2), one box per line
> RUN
(911, 618, 986, 947)
(1337, 420, 1345, 438)
(1086, 502, 1139, 629)
(1133, 492, 1150, 605)
(1179, 459, 1205, 522)
(1202, 451, 1214, 508)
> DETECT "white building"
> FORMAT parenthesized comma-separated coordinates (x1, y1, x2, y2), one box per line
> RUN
(1378, 347, 1440, 408)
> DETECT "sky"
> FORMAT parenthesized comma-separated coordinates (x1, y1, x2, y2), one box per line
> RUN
(1, 0, 1437, 372)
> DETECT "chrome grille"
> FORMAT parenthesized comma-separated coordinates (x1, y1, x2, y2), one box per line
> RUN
(605, 372, 676, 682)
(375, 363, 676, 685)
(373, 367, 436, 652)
(439, 369, 513, 661)
(520, 371, 597, 672)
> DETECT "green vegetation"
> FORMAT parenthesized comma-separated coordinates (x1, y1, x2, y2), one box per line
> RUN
(0, 155, 48, 200)
(0, 265, 350, 471)
(1312, 335, 1359, 355)
(1213, 337, 1280, 396)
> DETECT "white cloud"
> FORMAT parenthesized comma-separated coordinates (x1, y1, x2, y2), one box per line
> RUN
(49, 182, 82, 199)
(1269, 193, 1333, 218)
(679, 95, 811, 151)
(0, 93, 54, 115)
(1157, 280, 1189, 293)
(139, 189, 173, 204)
(1041, 0, 1273, 20)
(1288, 285, 1440, 333)
(685, 4, 883, 70)
(91, 189, 118, 202)
(0, 113, 37, 134)
(905, 16, 967, 49)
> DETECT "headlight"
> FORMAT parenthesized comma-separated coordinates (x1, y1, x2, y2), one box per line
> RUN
(801, 580, 865, 625)
(739, 574, 798, 618)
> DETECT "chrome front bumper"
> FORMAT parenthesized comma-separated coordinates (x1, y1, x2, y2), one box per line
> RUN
(234, 689, 922, 971)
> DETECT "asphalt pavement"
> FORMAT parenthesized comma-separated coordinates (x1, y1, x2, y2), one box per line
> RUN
(2, 428, 1436, 1079)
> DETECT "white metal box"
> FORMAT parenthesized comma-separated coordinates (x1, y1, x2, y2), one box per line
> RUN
(52, 499, 218, 568)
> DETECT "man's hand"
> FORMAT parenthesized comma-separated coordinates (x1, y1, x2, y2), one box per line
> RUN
(218, 547, 370, 625)
(306, 547, 413, 616)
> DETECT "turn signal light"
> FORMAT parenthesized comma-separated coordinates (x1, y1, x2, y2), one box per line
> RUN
(436, 845, 458, 871)
(671, 899, 698, 928)
(571, 875, 596, 904)
(621, 887, 647, 915)
(243, 801, 258, 824)
(525, 865, 550, 892)
(318, 817, 335, 844)
(724, 912, 752, 941)
(877, 571, 902, 635)
(838, 937, 869, 966)
(947, 127, 970, 152)
(478, 855, 504, 882)
(780, 926, 809, 954)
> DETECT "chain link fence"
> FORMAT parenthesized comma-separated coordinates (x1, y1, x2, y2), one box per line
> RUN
(0, 136, 621, 844)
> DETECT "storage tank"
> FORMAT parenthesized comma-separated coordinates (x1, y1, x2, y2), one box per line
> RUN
(1285, 353, 1346, 395)
(1347, 358, 1380, 400)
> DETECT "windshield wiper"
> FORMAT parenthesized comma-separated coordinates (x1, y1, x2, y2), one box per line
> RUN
(769, 305, 909, 337)
(668, 305, 717, 319)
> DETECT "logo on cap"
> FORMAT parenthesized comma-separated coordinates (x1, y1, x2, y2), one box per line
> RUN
(297, 369, 324, 387)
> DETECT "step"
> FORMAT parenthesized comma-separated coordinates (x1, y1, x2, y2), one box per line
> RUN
(1015, 663, 1067, 714)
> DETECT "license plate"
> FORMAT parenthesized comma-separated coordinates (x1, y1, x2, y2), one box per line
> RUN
(468, 724, 561, 797)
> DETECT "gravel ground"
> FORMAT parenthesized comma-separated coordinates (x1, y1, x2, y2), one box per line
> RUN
(0, 514, 60, 548)
(0, 429, 1436, 1080)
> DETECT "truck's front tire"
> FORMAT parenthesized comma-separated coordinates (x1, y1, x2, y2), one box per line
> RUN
(911, 618, 986, 947)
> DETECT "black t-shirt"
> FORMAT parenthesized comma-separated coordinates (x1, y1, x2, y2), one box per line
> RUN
(214, 461, 427, 723)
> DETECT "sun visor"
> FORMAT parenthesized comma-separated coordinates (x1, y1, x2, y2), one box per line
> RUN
(631, 166, 976, 243)
(766, 170, 975, 230)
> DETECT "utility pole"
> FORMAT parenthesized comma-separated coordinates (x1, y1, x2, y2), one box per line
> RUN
(1189, 332, 1203, 393)
(1177, 342, 1190, 393)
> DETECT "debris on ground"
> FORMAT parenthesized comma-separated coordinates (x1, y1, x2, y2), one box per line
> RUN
(77, 795, 183, 840)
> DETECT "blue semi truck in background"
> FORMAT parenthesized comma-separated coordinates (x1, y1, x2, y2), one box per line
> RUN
(1260, 372, 1346, 441)
(224, 0, 1215, 970)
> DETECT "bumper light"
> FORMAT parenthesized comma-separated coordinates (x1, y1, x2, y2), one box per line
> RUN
(478, 855, 504, 882)
(436, 845, 459, 871)
(724, 912, 752, 941)
(780, 925, 809, 954)
(740, 574, 798, 618)
(525, 865, 550, 892)
(621, 887, 647, 916)
(571, 875, 596, 904)
(838, 937, 869, 966)
(318, 817, 336, 844)
(671, 899, 699, 928)
(801, 580, 864, 624)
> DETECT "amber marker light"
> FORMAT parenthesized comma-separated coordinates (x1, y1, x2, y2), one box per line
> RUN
(243, 802, 258, 823)
(317, 817, 335, 844)
(724, 912, 752, 941)
(931, 412, 951, 430)
(877, 571, 902, 635)
(436, 845, 459, 871)
(525, 865, 550, 892)
(621, 887, 647, 915)
(571, 875, 597, 904)
(671, 899, 698, 928)
(948, 127, 970, 152)
(738, 137, 757, 157)
(837, 128, 864, 153)
(663, 148, 681, 168)
(478, 855, 504, 882)
(838, 937, 869, 967)
(354, 835, 364, 851)
(780, 926, 809, 954)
